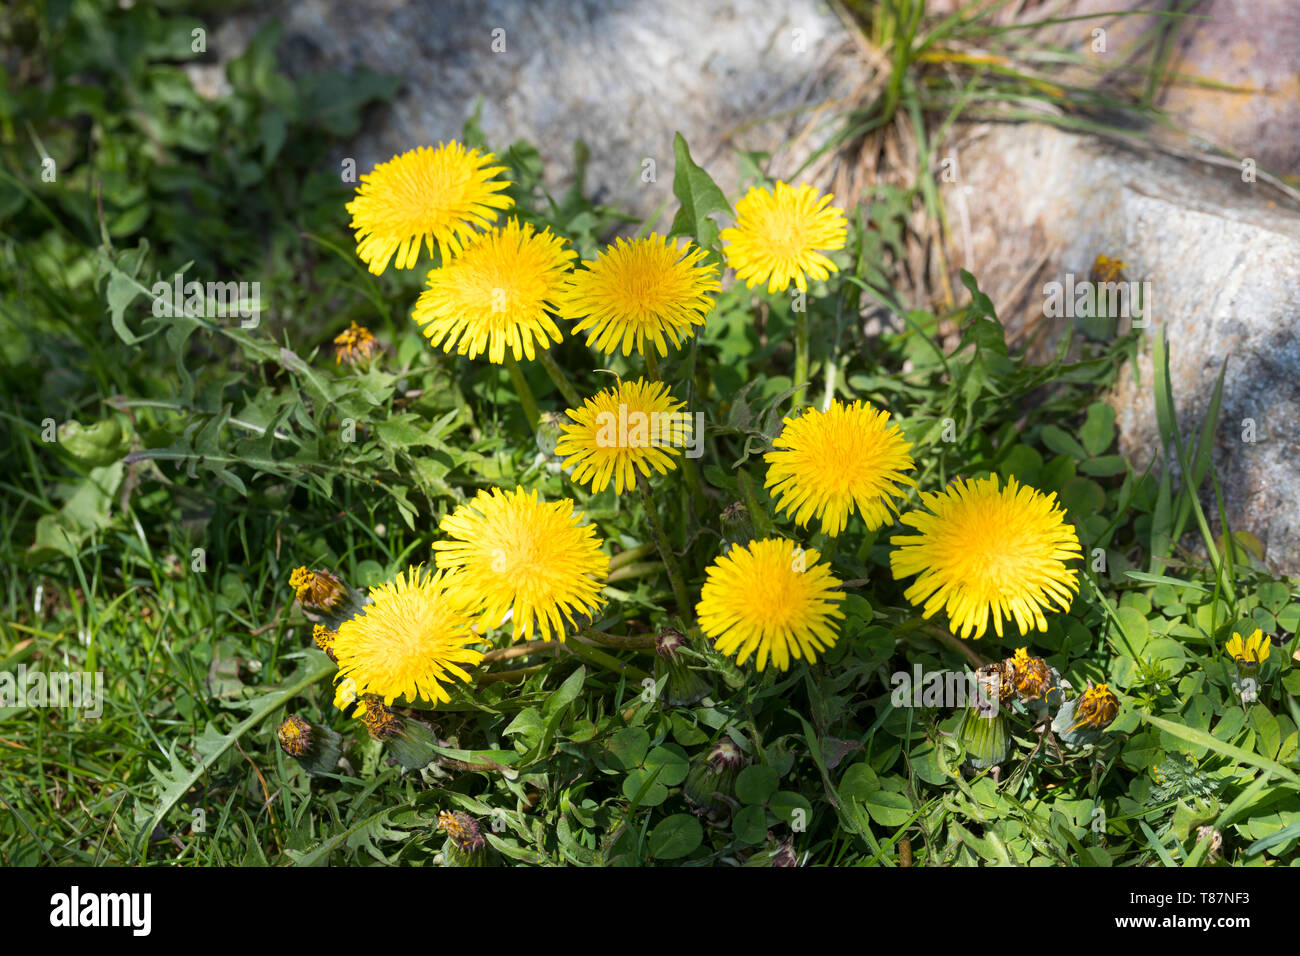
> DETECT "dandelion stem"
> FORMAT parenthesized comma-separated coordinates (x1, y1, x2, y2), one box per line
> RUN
(481, 641, 562, 664)
(564, 635, 651, 681)
(636, 472, 694, 620)
(644, 349, 661, 382)
(609, 541, 656, 571)
(476, 664, 546, 684)
(504, 354, 540, 431)
(793, 306, 810, 407)
(579, 626, 657, 650)
(538, 349, 582, 408)
(607, 561, 665, 583)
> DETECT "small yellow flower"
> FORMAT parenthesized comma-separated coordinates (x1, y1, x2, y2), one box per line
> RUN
(554, 378, 690, 495)
(1225, 628, 1270, 667)
(433, 486, 609, 642)
(411, 218, 576, 364)
(890, 475, 1082, 640)
(557, 234, 719, 357)
(1090, 254, 1127, 284)
(696, 538, 845, 672)
(720, 182, 847, 294)
(764, 399, 916, 537)
(289, 566, 347, 611)
(332, 565, 483, 705)
(333, 322, 380, 366)
(346, 142, 514, 275)
(1068, 683, 1119, 731)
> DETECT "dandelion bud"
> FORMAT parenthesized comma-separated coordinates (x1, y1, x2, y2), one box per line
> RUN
(720, 501, 754, 552)
(277, 714, 342, 777)
(1052, 682, 1120, 747)
(683, 738, 745, 820)
(653, 628, 711, 707)
(438, 810, 490, 867)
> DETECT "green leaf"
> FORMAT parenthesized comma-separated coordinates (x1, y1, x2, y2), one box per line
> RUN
(1040, 425, 1089, 461)
(648, 814, 703, 860)
(863, 789, 913, 828)
(735, 765, 779, 805)
(1140, 713, 1300, 787)
(732, 805, 768, 845)
(1079, 401, 1116, 456)
(667, 132, 733, 250)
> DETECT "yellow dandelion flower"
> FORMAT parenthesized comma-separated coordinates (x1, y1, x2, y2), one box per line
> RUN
(346, 142, 514, 275)
(553, 378, 690, 495)
(433, 486, 609, 642)
(720, 181, 847, 294)
(1068, 683, 1119, 731)
(333, 322, 380, 366)
(890, 475, 1082, 640)
(332, 565, 483, 705)
(764, 399, 916, 537)
(557, 234, 719, 357)
(411, 218, 576, 364)
(1225, 628, 1270, 666)
(697, 538, 845, 672)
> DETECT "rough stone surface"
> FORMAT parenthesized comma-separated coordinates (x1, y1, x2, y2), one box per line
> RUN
(942, 121, 1300, 574)
(203, 0, 853, 224)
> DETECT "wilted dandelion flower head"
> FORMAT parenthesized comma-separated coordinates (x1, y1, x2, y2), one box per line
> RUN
(696, 538, 845, 672)
(720, 181, 847, 294)
(1068, 683, 1119, 731)
(764, 399, 916, 537)
(554, 378, 690, 495)
(346, 142, 513, 275)
(890, 475, 1082, 640)
(433, 486, 609, 642)
(411, 218, 576, 364)
(332, 565, 483, 706)
(333, 322, 380, 366)
(557, 234, 719, 356)
(289, 566, 347, 610)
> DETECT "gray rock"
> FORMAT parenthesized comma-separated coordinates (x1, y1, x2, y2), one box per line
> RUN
(943, 121, 1300, 575)
(200, 0, 852, 223)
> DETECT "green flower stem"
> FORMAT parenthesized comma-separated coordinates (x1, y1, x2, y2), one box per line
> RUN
(579, 626, 657, 651)
(481, 642, 562, 665)
(644, 349, 661, 382)
(476, 664, 545, 685)
(608, 541, 655, 571)
(565, 635, 651, 681)
(894, 617, 989, 670)
(538, 349, 583, 408)
(504, 354, 540, 431)
(793, 306, 810, 407)
(637, 472, 694, 620)
(607, 561, 665, 584)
